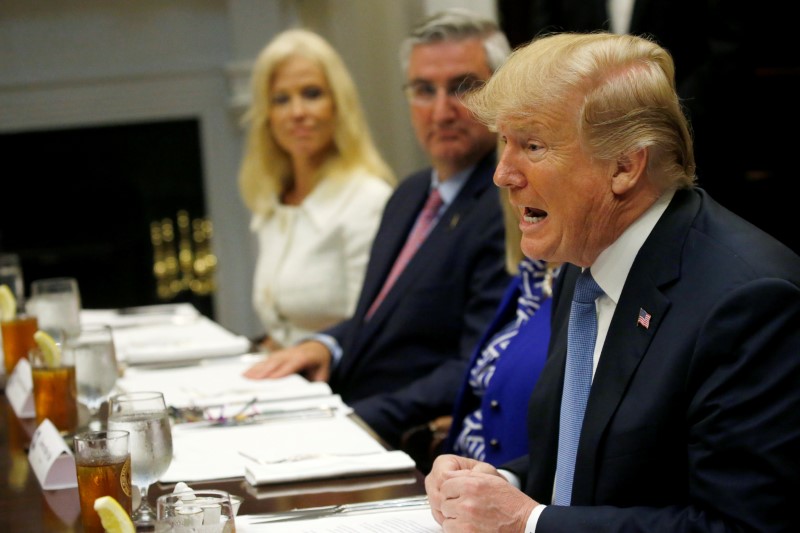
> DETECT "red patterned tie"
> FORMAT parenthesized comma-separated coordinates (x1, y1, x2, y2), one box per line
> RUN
(366, 188, 443, 320)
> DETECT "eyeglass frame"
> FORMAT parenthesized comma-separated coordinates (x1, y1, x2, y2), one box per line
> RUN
(402, 75, 486, 106)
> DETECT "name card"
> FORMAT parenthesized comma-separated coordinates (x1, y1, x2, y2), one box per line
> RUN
(6, 357, 35, 418)
(28, 418, 77, 490)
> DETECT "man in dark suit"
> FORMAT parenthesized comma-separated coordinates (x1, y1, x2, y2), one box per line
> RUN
(425, 32, 800, 532)
(244, 9, 513, 447)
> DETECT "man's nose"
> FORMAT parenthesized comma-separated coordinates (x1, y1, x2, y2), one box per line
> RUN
(431, 88, 458, 120)
(494, 150, 526, 188)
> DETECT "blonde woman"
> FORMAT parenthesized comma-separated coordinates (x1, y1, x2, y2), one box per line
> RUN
(239, 29, 395, 349)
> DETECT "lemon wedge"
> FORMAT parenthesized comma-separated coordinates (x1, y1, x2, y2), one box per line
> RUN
(94, 496, 135, 533)
(0, 284, 16, 321)
(33, 330, 61, 368)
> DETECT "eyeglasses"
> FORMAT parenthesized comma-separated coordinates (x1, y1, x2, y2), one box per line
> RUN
(402, 76, 485, 106)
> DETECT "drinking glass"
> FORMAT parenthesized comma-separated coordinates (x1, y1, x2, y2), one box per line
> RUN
(107, 391, 173, 528)
(0, 253, 25, 312)
(66, 324, 119, 430)
(74, 430, 132, 533)
(28, 277, 82, 339)
(156, 490, 237, 533)
(1, 312, 38, 375)
(30, 338, 79, 436)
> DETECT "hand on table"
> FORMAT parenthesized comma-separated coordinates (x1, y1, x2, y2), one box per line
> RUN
(425, 454, 539, 532)
(242, 340, 332, 382)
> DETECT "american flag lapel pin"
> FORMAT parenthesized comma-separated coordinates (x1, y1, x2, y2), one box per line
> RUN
(637, 308, 652, 329)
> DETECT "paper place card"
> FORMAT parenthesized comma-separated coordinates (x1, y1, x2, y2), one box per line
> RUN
(28, 418, 78, 490)
(42, 484, 82, 526)
(6, 357, 35, 418)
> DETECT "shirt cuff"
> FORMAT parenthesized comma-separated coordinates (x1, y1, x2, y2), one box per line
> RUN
(306, 333, 342, 368)
(526, 504, 546, 533)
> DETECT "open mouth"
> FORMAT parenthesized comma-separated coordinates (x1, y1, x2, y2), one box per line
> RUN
(523, 206, 547, 223)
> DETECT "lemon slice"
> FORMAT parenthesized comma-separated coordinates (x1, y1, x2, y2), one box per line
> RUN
(94, 496, 135, 533)
(0, 284, 16, 321)
(33, 330, 61, 368)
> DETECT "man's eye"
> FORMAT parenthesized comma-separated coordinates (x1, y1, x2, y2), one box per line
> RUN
(412, 83, 437, 98)
(452, 77, 483, 97)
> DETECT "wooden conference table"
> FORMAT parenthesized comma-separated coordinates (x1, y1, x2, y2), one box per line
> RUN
(0, 394, 427, 532)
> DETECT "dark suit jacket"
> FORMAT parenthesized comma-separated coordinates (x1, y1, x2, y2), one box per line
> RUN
(327, 151, 510, 447)
(505, 188, 800, 532)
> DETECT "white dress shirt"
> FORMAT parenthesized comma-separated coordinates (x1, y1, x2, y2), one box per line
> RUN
(523, 190, 674, 531)
(250, 169, 392, 347)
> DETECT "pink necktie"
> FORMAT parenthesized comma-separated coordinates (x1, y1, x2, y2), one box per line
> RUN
(366, 188, 443, 320)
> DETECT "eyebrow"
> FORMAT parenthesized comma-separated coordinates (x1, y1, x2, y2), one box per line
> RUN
(407, 73, 483, 84)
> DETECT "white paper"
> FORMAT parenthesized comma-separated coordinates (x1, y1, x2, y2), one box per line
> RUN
(116, 358, 332, 408)
(81, 303, 200, 328)
(111, 315, 250, 365)
(28, 418, 78, 490)
(244, 450, 416, 486)
(242, 472, 419, 500)
(237, 507, 441, 533)
(6, 357, 35, 418)
(163, 415, 404, 484)
(42, 486, 82, 526)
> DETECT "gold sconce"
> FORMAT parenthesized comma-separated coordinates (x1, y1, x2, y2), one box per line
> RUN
(150, 210, 217, 300)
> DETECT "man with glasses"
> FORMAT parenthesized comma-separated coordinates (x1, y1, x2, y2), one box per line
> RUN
(245, 8, 512, 447)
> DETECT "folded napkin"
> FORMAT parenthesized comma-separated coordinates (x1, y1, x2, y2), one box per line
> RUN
(81, 304, 199, 328)
(243, 450, 416, 486)
(112, 316, 250, 365)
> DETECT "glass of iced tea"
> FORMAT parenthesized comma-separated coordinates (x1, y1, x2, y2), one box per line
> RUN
(30, 342, 79, 435)
(1, 313, 38, 374)
(74, 430, 132, 533)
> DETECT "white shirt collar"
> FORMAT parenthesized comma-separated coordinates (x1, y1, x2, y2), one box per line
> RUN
(431, 165, 473, 206)
(591, 190, 674, 304)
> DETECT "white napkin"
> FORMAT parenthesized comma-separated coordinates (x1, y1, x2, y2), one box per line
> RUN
(81, 304, 200, 328)
(243, 450, 416, 486)
(112, 316, 250, 365)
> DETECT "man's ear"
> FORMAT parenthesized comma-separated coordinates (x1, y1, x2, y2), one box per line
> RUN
(611, 148, 647, 195)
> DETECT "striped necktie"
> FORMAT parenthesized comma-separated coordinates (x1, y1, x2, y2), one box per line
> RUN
(365, 188, 443, 320)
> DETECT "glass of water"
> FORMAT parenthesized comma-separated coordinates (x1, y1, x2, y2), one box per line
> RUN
(0, 253, 25, 313)
(156, 489, 238, 532)
(108, 391, 173, 527)
(28, 277, 82, 339)
(66, 324, 119, 429)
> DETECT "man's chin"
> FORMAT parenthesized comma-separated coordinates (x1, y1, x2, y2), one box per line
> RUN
(430, 145, 472, 165)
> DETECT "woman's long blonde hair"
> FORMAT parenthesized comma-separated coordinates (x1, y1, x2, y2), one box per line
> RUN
(239, 29, 395, 216)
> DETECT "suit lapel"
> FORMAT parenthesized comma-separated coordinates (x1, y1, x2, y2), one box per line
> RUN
(571, 189, 700, 503)
(356, 178, 429, 320)
(361, 153, 496, 329)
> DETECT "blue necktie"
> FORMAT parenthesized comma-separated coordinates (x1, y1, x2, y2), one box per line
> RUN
(554, 269, 604, 505)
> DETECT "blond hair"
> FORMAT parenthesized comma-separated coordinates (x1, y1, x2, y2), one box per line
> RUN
(239, 29, 395, 215)
(467, 32, 696, 190)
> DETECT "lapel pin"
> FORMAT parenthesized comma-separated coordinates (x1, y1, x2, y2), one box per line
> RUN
(637, 308, 652, 329)
(449, 214, 460, 229)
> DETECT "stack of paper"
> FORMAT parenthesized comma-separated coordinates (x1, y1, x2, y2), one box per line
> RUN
(115, 357, 332, 408)
(163, 409, 414, 484)
(81, 305, 251, 365)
